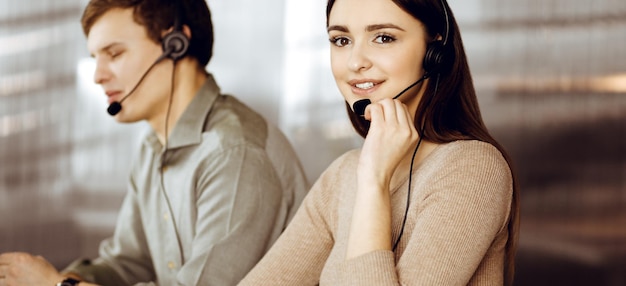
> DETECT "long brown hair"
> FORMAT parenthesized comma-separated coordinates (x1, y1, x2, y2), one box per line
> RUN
(327, 0, 520, 284)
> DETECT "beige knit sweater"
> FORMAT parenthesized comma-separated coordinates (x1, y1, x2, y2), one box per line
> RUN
(239, 140, 513, 285)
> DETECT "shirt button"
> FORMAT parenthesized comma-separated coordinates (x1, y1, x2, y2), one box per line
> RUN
(163, 212, 169, 221)
(168, 261, 176, 269)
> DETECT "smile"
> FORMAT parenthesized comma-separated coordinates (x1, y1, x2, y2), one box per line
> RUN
(355, 82, 375, 89)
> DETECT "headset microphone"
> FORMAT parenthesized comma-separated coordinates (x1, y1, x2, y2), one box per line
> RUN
(107, 101, 123, 116)
(352, 73, 430, 117)
(106, 53, 169, 116)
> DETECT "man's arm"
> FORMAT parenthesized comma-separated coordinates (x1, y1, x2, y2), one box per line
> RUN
(0, 252, 100, 286)
(62, 179, 155, 285)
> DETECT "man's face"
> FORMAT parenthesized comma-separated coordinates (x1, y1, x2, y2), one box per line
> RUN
(87, 8, 171, 123)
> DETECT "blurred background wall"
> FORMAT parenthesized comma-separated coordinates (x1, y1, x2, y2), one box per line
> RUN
(0, 0, 624, 285)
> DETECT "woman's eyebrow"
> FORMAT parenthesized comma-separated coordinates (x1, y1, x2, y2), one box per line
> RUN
(327, 23, 405, 33)
(366, 23, 405, 32)
(327, 25, 348, 33)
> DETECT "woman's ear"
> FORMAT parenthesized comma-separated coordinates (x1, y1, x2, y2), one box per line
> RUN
(425, 33, 442, 44)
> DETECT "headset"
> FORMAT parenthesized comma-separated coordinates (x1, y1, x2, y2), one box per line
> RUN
(107, 0, 190, 116)
(162, 0, 190, 61)
(392, 0, 453, 252)
(422, 0, 452, 76)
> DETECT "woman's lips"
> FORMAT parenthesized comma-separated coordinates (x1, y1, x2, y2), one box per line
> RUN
(348, 80, 383, 96)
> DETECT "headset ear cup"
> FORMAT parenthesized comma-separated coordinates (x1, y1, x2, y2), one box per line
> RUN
(162, 31, 189, 61)
(423, 41, 445, 74)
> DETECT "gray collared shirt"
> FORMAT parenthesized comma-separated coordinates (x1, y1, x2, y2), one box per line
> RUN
(64, 74, 309, 285)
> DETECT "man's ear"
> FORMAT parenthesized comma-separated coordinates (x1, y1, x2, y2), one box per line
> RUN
(182, 25, 192, 40)
(161, 25, 191, 40)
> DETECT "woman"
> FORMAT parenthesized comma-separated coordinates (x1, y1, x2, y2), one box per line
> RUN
(239, 0, 519, 285)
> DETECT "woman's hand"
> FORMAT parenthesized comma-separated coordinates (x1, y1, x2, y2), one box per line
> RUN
(346, 98, 419, 259)
(359, 98, 419, 188)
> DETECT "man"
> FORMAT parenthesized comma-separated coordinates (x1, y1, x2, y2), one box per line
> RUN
(0, 0, 308, 285)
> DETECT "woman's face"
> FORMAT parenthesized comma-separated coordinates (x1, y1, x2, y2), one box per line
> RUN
(327, 0, 430, 117)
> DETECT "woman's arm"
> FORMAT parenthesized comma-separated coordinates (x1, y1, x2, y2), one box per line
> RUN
(340, 141, 513, 285)
(347, 99, 419, 259)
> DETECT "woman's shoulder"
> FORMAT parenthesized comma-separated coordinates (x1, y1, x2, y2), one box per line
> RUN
(310, 148, 361, 190)
(422, 140, 512, 188)
(436, 140, 507, 166)
(420, 140, 513, 213)
(324, 148, 362, 171)
(440, 139, 499, 152)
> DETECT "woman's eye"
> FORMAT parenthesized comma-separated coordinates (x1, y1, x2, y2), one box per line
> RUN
(330, 36, 350, 47)
(374, 34, 395, 44)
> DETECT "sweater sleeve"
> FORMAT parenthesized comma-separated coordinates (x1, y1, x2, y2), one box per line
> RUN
(238, 155, 342, 286)
(336, 141, 513, 285)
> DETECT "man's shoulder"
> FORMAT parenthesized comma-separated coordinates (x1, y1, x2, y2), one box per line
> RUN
(205, 95, 273, 149)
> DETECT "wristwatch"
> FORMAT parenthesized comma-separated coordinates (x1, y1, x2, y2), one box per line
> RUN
(56, 277, 81, 286)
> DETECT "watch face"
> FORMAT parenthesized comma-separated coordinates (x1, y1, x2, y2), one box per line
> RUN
(58, 278, 80, 286)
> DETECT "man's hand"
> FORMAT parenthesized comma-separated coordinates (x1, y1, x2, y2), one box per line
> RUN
(0, 252, 65, 286)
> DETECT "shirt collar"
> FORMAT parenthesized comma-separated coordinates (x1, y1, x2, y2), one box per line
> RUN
(146, 73, 220, 151)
